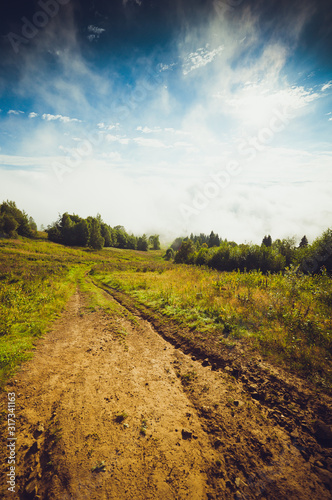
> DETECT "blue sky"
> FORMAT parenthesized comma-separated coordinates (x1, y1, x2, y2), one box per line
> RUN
(0, 0, 331, 243)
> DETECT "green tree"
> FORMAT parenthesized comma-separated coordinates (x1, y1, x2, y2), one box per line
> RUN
(101, 223, 113, 247)
(174, 240, 195, 264)
(0, 213, 19, 238)
(137, 234, 148, 251)
(0, 200, 32, 237)
(171, 237, 183, 251)
(149, 235, 160, 250)
(208, 231, 220, 248)
(28, 216, 37, 232)
(89, 218, 105, 250)
(262, 235, 272, 247)
(299, 235, 308, 248)
(165, 248, 174, 260)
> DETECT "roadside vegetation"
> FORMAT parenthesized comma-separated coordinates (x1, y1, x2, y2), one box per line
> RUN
(93, 258, 332, 392)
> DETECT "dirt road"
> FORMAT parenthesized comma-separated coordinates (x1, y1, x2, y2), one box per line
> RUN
(1, 287, 331, 499)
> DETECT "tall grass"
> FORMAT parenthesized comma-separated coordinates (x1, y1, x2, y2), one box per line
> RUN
(94, 262, 332, 390)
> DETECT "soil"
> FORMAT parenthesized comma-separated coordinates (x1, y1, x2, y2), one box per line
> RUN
(0, 287, 332, 499)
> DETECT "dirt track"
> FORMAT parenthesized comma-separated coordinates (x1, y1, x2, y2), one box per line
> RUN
(1, 288, 332, 499)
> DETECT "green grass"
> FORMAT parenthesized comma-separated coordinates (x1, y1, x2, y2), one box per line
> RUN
(93, 261, 332, 391)
(1, 238, 331, 393)
(0, 237, 105, 385)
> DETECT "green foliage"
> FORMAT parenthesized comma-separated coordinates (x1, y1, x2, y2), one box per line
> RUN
(46, 212, 148, 252)
(0, 200, 33, 238)
(89, 218, 105, 250)
(174, 240, 195, 264)
(137, 234, 148, 251)
(149, 235, 160, 250)
(171, 229, 332, 276)
(165, 248, 175, 261)
(262, 235, 272, 247)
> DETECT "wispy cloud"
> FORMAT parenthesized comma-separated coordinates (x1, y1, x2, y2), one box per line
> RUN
(28, 112, 38, 118)
(182, 45, 223, 75)
(87, 25, 105, 42)
(322, 81, 332, 92)
(106, 134, 130, 145)
(42, 113, 82, 123)
(136, 126, 162, 133)
(8, 110, 24, 115)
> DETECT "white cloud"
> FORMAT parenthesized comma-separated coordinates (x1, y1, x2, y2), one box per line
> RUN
(87, 25, 105, 42)
(322, 81, 332, 92)
(183, 45, 223, 75)
(28, 112, 38, 118)
(106, 134, 130, 145)
(42, 113, 82, 123)
(136, 126, 162, 133)
(88, 25, 105, 35)
(8, 110, 24, 115)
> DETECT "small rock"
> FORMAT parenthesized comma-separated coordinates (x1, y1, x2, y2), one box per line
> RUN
(235, 477, 241, 488)
(181, 429, 193, 440)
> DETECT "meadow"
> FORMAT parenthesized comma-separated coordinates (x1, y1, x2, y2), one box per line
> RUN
(0, 237, 331, 392)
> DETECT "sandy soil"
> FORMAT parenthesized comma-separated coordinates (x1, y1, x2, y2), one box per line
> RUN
(0, 288, 331, 499)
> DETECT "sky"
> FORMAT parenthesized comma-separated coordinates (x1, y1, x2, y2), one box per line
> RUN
(0, 0, 331, 244)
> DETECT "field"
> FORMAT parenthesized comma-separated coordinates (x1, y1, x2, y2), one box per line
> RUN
(1, 237, 331, 392)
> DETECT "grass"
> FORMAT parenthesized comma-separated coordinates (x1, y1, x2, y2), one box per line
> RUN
(1, 237, 331, 392)
(0, 237, 106, 385)
(93, 260, 332, 391)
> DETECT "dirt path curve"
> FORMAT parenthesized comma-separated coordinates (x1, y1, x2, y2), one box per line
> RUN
(1, 289, 331, 499)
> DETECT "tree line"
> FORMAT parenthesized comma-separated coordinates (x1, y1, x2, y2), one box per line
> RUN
(167, 230, 332, 275)
(46, 212, 160, 251)
(0, 201, 37, 238)
(0, 201, 160, 252)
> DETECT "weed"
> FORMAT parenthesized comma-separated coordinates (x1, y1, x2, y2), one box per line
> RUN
(140, 417, 148, 436)
(181, 371, 197, 386)
(92, 461, 106, 472)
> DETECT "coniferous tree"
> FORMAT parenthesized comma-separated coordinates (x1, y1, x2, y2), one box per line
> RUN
(299, 235, 308, 248)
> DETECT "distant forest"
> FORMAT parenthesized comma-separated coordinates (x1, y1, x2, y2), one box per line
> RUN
(1, 200, 331, 274)
(166, 230, 332, 275)
(0, 200, 160, 251)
